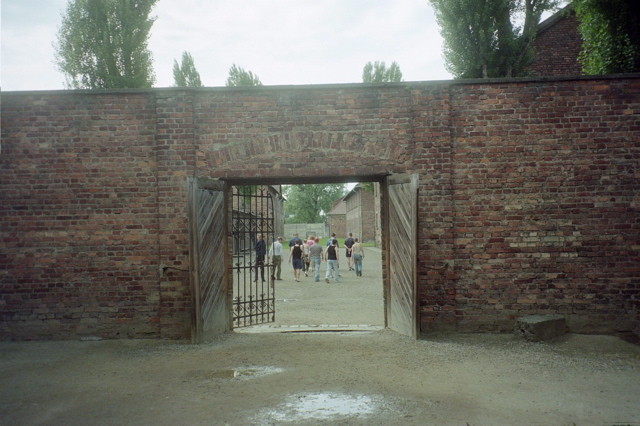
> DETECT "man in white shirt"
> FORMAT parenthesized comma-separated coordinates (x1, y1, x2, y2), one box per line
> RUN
(268, 236, 284, 280)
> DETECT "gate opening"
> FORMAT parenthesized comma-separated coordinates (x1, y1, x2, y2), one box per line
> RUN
(231, 181, 384, 331)
(189, 175, 417, 342)
(231, 186, 277, 328)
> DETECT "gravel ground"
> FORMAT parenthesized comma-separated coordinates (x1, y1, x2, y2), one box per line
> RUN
(258, 246, 385, 330)
(1, 332, 639, 425)
(2, 248, 639, 425)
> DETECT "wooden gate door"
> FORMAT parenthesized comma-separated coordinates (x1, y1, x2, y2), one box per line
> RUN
(386, 174, 419, 339)
(188, 177, 230, 343)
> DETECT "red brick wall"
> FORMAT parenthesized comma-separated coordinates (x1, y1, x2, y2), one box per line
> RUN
(445, 79, 640, 336)
(1, 92, 164, 339)
(360, 189, 376, 243)
(530, 9, 583, 77)
(328, 214, 346, 239)
(345, 188, 375, 243)
(1, 77, 638, 340)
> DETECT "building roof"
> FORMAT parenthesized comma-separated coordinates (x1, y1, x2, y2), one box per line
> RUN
(326, 197, 346, 216)
(343, 185, 360, 202)
(537, 4, 574, 35)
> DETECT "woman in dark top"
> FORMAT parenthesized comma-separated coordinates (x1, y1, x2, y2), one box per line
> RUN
(289, 238, 303, 282)
(324, 238, 340, 283)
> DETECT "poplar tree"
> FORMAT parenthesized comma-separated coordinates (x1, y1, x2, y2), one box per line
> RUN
(362, 61, 403, 83)
(54, 0, 158, 89)
(225, 64, 262, 87)
(172, 51, 203, 87)
(429, 0, 558, 78)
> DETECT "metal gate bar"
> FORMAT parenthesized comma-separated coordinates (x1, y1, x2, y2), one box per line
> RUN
(232, 186, 276, 327)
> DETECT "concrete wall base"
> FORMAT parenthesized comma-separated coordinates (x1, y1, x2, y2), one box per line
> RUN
(514, 315, 567, 342)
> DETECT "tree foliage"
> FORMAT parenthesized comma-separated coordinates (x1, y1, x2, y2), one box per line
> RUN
(225, 64, 262, 87)
(283, 184, 346, 224)
(429, 0, 558, 78)
(362, 61, 403, 82)
(54, 0, 158, 89)
(358, 182, 375, 193)
(172, 51, 203, 87)
(574, 0, 640, 74)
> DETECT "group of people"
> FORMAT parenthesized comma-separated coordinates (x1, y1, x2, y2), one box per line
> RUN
(256, 232, 366, 283)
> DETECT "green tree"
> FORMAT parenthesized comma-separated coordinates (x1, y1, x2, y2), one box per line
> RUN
(429, 0, 558, 78)
(283, 184, 346, 224)
(172, 51, 203, 87)
(358, 182, 375, 193)
(362, 61, 403, 82)
(225, 64, 262, 87)
(54, 0, 158, 89)
(574, 0, 640, 74)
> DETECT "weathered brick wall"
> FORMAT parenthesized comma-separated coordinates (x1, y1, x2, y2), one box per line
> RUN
(1, 76, 638, 341)
(448, 79, 640, 337)
(345, 196, 359, 240)
(345, 188, 375, 243)
(328, 214, 346, 239)
(195, 85, 415, 180)
(154, 92, 197, 339)
(360, 189, 376, 244)
(410, 84, 459, 332)
(530, 8, 583, 77)
(1, 92, 162, 339)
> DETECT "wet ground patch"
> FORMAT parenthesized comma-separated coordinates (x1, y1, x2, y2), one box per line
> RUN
(253, 392, 403, 423)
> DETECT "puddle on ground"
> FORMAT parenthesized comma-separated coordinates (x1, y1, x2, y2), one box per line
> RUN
(256, 392, 389, 422)
(187, 366, 284, 381)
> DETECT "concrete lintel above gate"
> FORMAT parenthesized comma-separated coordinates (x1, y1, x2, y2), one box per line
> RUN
(194, 177, 225, 190)
(222, 174, 390, 186)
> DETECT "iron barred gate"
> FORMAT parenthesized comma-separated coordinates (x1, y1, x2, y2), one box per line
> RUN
(231, 186, 276, 327)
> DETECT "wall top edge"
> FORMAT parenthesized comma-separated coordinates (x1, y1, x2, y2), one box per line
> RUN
(2, 73, 639, 97)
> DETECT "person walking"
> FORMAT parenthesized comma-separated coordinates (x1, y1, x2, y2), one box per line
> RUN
(351, 237, 365, 276)
(302, 239, 310, 277)
(344, 232, 355, 271)
(324, 238, 340, 283)
(289, 238, 304, 282)
(268, 236, 284, 280)
(309, 237, 324, 282)
(305, 236, 315, 276)
(254, 234, 266, 282)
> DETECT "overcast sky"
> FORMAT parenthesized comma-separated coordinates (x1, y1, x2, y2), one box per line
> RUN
(1, 0, 455, 91)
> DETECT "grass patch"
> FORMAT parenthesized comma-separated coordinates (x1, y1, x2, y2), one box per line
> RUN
(317, 237, 376, 248)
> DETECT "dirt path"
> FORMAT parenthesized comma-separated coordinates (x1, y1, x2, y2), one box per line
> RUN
(2, 249, 640, 425)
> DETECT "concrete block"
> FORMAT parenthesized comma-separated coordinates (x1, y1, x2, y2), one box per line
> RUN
(514, 315, 566, 342)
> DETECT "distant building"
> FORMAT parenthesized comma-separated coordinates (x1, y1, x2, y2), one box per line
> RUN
(529, 4, 583, 77)
(326, 197, 346, 238)
(344, 185, 376, 244)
